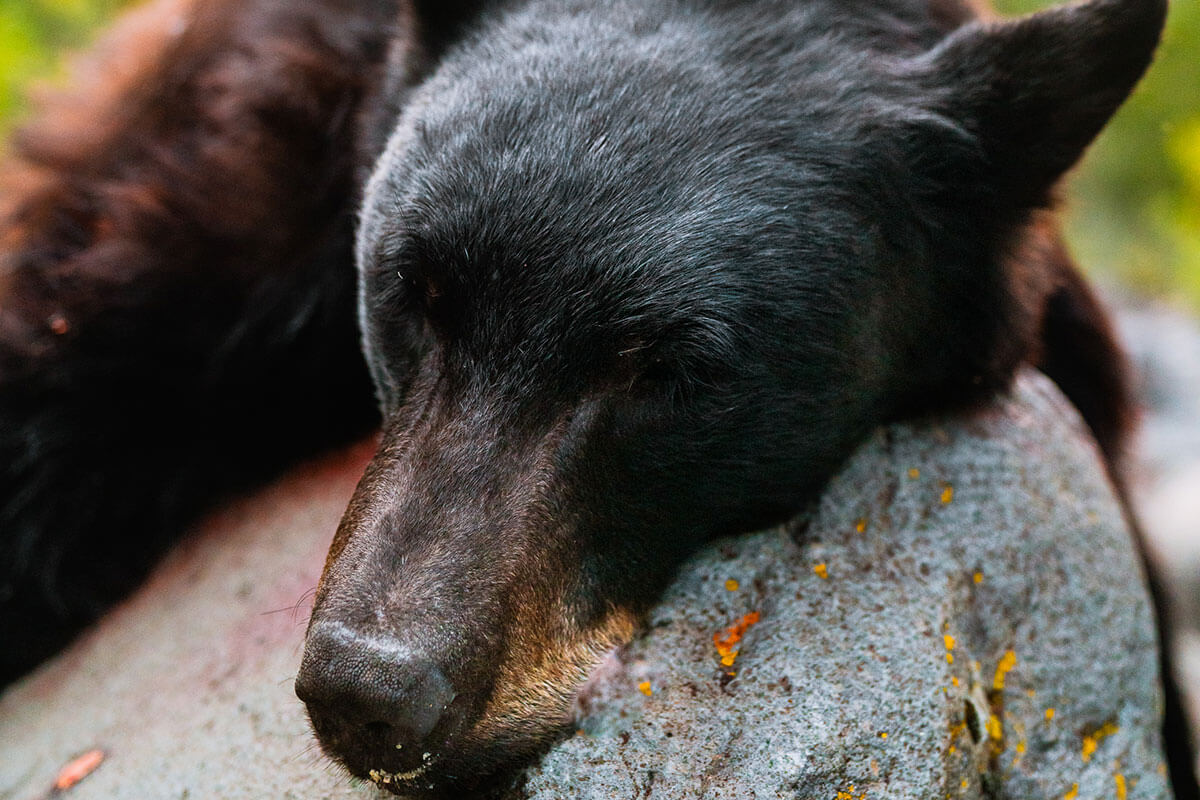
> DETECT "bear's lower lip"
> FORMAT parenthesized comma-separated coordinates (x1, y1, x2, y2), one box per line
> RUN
(366, 753, 437, 788)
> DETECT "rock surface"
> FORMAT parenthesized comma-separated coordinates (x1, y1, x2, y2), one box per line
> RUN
(515, 371, 1169, 799)
(0, 372, 1171, 799)
(0, 439, 381, 800)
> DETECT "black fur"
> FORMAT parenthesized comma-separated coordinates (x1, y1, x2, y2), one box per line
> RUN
(1, 0, 1190, 796)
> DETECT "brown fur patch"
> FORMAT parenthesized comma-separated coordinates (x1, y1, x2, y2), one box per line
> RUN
(475, 604, 637, 740)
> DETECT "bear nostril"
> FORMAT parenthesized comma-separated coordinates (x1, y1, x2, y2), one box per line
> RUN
(295, 622, 459, 770)
(364, 720, 392, 738)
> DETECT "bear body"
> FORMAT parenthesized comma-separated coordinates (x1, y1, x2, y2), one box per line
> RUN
(0, 0, 1189, 796)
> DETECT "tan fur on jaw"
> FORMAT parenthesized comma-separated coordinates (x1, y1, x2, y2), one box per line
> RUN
(471, 604, 637, 741)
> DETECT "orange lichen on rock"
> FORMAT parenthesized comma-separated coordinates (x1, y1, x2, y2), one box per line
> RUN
(986, 713, 1003, 741)
(1081, 721, 1119, 763)
(714, 611, 761, 667)
(814, 563, 829, 579)
(638, 681, 653, 696)
(993, 649, 1017, 690)
(54, 749, 105, 791)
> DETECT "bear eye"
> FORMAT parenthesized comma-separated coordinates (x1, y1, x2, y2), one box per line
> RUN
(617, 334, 721, 391)
(619, 344, 679, 391)
(369, 267, 416, 316)
(388, 270, 442, 312)
(395, 271, 420, 302)
(640, 354, 674, 385)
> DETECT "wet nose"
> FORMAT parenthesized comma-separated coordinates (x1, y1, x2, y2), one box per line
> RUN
(295, 622, 458, 772)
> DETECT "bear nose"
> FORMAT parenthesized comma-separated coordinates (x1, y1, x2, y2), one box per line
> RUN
(295, 622, 458, 771)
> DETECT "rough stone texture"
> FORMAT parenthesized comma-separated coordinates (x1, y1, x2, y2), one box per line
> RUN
(515, 371, 1169, 799)
(0, 440, 382, 800)
(0, 372, 1171, 800)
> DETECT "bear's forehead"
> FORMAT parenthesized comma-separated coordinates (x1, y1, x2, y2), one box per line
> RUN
(362, 19, 931, 295)
(354, 1, 948, 381)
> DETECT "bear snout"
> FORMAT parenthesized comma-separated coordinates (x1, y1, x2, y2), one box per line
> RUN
(295, 621, 465, 787)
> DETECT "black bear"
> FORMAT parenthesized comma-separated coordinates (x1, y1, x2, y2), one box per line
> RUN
(0, 0, 1190, 797)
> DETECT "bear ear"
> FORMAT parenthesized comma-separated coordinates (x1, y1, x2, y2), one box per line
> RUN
(918, 0, 1166, 207)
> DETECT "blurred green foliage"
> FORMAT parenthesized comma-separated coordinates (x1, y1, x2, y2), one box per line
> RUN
(0, 0, 1196, 309)
(0, 0, 131, 131)
(996, 0, 1200, 312)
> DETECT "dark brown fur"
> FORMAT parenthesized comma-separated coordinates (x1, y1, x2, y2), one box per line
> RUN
(0, 0, 397, 682)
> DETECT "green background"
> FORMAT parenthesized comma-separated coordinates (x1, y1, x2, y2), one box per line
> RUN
(1, 0, 1196, 310)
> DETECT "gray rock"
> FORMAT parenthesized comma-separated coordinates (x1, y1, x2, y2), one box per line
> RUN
(0, 372, 1170, 799)
(515, 371, 1169, 799)
(0, 440, 384, 800)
